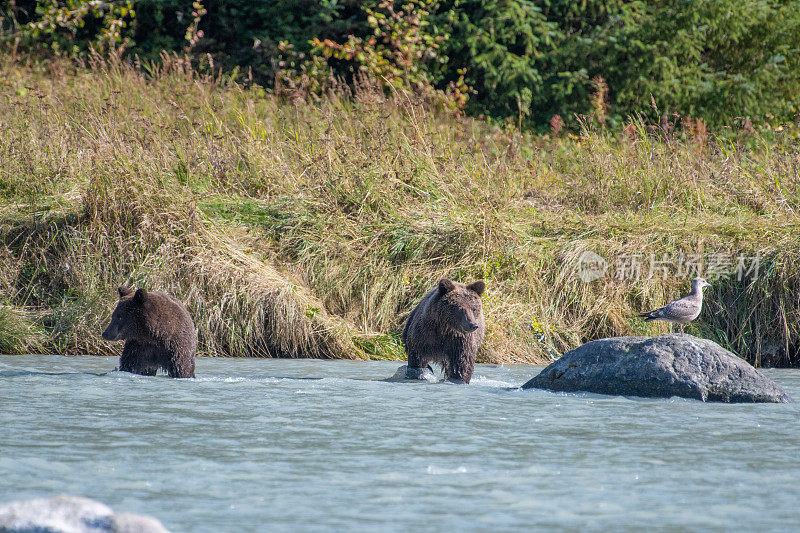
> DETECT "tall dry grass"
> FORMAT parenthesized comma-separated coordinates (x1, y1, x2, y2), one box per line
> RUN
(1, 53, 798, 365)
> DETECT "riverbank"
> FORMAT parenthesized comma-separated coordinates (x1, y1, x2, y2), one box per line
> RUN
(1, 55, 798, 365)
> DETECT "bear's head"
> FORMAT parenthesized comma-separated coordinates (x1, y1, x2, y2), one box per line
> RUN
(102, 287, 149, 341)
(436, 278, 486, 333)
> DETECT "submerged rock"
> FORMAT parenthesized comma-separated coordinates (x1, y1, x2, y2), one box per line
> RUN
(0, 495, 169, 533)
(385, 364, 438, 382)
(523, 334, 793, 403)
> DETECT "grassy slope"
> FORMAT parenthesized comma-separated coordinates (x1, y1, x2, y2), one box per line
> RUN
(1, 56, 799, 365)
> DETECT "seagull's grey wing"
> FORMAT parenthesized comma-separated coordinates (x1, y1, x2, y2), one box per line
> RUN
(639, 304, 665, 319)
(661, 296, 701, 321)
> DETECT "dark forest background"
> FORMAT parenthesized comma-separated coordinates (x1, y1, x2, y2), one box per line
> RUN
(3, 0, 799, 130)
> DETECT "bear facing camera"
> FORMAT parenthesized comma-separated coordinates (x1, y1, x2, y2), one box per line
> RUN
(102, 287, 197, 378)
(401, 278, 486, 384)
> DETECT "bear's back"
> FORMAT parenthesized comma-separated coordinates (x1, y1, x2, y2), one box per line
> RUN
(402, 286, 440, 346)
(141, 291, 196, 340)
(138, 291, 197, 378)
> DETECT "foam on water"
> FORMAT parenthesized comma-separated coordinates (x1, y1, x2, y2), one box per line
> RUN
(425, 465, 469, 475)
(1, 355, 799, 533)
(192, 376, 297, 384)
(465, 374, 517, 388)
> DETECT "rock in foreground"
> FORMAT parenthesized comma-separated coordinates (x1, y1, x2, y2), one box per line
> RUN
(0, 495, 169, 533)
(385, 365, 438, 382)
(523, 335, 792, 403)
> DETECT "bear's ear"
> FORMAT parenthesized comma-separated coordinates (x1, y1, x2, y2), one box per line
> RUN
(438, 278, 456, 295)
(118, 286, 133, 299)
(132, 288, 148, 304)
(467, 280, 486, 296)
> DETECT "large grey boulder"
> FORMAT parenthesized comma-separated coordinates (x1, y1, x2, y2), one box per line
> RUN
(523, 334, 792, 403)
(0, 496, 169, 533)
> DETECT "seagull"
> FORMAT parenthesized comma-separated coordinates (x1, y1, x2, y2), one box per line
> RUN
(638, 277, 712, 336)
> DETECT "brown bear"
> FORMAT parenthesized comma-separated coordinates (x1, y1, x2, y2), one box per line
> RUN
(401, 278, 486, 383)
(102, 287, 197, 378)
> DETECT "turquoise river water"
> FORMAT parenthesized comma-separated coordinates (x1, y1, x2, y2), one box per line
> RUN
(1, 354, 799, 532)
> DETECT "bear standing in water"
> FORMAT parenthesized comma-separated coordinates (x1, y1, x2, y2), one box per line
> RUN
(102, 287, 197, 378)
(402, 279, 486, 383)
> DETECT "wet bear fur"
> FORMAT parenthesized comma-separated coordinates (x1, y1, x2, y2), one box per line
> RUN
(401, 278, 486, 383)
(102, 287, 197, 378)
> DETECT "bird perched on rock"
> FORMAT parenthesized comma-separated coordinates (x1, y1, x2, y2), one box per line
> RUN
(638, 277, 712, 336)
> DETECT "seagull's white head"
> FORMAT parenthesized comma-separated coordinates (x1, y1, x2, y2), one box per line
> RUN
(692, 277, 712, 291)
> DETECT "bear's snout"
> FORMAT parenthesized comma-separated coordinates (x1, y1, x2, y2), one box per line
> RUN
(102, 324, 118, 341)
(458, 316, 480, 332)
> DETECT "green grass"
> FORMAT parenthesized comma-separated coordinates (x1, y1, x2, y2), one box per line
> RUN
(0, 305, 43, 354)
(0, 54, 798, 366)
